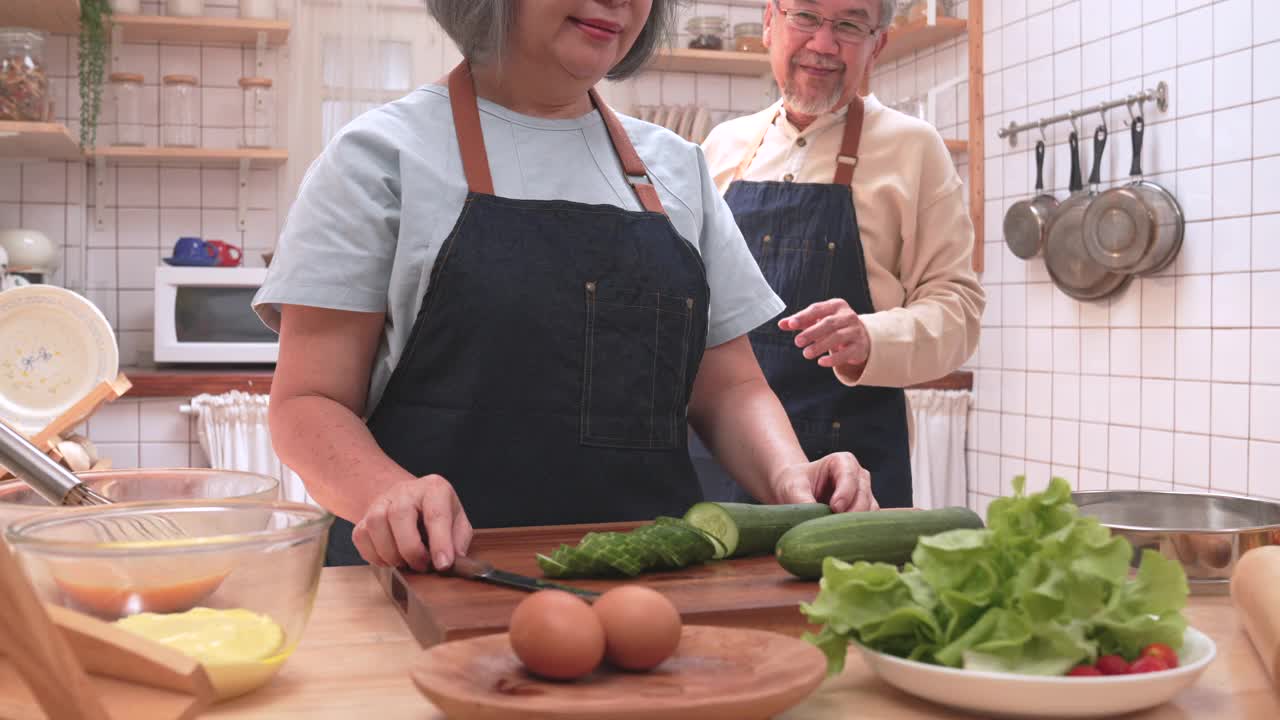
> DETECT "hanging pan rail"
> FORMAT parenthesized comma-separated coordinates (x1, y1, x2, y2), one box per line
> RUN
(997, 82, 1168, 147)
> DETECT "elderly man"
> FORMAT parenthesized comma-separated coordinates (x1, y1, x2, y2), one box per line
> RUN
(694, 0, 985, 509)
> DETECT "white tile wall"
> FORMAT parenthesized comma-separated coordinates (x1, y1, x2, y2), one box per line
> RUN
(967, 0, 1280, 502)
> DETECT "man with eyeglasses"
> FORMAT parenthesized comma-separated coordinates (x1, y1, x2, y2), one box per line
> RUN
(695, 0, 985, 510)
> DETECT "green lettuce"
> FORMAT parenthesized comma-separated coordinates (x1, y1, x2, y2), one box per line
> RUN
(800, 477, 1189, 676)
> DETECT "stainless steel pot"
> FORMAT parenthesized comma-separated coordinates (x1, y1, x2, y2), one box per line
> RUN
(1003, 140, 1058, 259)
(1073, 490, 1280, 595)
(1082, 116, 1185, 276)
(1044, 126, 1131, 301)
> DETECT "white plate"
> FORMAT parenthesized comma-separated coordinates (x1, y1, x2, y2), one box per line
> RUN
(855, 627, 1216, 719)
(0, 286, 118, 434)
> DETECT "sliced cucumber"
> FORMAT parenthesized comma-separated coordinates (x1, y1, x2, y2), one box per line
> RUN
(684, 502, 832, 558)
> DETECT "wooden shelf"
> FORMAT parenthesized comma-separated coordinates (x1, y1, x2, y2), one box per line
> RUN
(880, 16, 968, 65)
(944, 139, 967, 154)
(90, 146, 287, 167)
(109, 14, 290, 46)
(647, 48, 771, 76)
(123, 367, 274, 398)
(0, 122, 82, 161)
(0, 0, 80, 34)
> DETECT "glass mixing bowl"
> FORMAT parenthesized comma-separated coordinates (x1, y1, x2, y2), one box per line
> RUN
(0, 468, 280, 530)
(5, 500, 332, 701)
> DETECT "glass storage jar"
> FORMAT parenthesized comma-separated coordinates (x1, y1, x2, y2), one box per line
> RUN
(733, 23, 765, 53)
(239, 76, 274, 148)
(685, 17, 726, 50)
(239, 0, 276, 19)
(109, 72, 145, 146)
(109, 0, 142, 13)
(0, 28, 50, 122)
(167, 0, 205, 17)
(162, 74, 199, 147)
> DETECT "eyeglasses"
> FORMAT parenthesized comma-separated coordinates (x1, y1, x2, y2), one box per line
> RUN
(772, 1, 880, 43)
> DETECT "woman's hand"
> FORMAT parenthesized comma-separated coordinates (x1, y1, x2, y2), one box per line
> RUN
(351, 475, 474, 572)
(779, 298, 871, 376)
(770, 452, 879, 513)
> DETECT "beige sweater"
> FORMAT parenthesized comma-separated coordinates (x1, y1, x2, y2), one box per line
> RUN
(702, 95, 985, 389)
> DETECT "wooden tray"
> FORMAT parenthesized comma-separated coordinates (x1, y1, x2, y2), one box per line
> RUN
(378, 522, 822, 648)
(409, 625, 827, 720)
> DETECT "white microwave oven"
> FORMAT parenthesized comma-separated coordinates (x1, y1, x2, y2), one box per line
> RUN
(154, 266, 278, 363)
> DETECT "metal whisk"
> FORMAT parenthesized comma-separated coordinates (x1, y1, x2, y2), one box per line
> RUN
(0, 420, 183, 542)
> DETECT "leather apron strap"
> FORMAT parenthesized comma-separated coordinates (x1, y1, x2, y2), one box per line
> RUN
(731, 97, 867, 186)
(447, 62, 667, 215)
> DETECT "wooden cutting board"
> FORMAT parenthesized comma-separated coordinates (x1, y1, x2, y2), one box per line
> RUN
(376, 522, 822, 648)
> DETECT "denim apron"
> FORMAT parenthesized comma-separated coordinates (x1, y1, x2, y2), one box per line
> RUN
(691, 98, 912, 509)
(325, 63, 710, 565)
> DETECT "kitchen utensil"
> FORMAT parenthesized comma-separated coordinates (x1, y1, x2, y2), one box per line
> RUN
(1231, 546, 1280, 687)
(854, 626, 1215, 718)
(1072, 490, 1280, 595)
(1044, 126, 1131, 301)
(1004, 139, 1058, 259)
(410, 625, 827, 720)
(1083, 116, 1184, 275)
(380, 521, 819, 648)
(5, 499, 334, 700)
(0, 228, 58, 274)
(0, 419, 184, 542)
(0, 285, 118, 435)
(0, 468, 280, 530)
(444, 554, 602, 602)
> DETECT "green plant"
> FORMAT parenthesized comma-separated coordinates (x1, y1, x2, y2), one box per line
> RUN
(78, 0, 112, 148)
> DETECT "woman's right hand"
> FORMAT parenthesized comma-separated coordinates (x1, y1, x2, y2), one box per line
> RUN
(351, 474, 474, 572)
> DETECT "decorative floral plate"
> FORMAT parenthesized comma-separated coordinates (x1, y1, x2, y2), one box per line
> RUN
(0, 286, 118, 434)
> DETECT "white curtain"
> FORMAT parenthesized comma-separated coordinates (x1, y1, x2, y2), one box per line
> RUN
(190, 391, 314, 505)
(905, 389, 971, 510)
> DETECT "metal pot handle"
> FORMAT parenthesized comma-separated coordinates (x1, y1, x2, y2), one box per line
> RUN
(1129, 116, 1145, 180)
(1034, 140, 1047, 192)
(1068, 131, 1083, 193)
(1088, 124, 1108, 188)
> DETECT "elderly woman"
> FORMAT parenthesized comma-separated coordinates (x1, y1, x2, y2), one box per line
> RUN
(254, 0, 879, 571)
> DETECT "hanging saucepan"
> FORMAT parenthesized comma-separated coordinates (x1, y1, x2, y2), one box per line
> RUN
(1003, 138, 1058, 259)
(1044, 125, 1131, 301)
(1082, 116, 1185, 276)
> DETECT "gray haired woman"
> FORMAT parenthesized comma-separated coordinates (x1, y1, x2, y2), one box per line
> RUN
(254, 0, 878, 571)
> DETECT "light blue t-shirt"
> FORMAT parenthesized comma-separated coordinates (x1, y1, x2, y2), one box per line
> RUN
(254, 84, 784, 414)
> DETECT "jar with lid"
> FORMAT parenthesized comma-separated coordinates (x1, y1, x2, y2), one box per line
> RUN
(733, 22, 765, 53)
(0, 28, 50, 122)
(239, 0, 276, 19)
(239, 76, 274, 148)
(110, 72, 145, 146)
(162, 74, 199, 147)
(109, 0, 142, 13)
(685, 16, 726, 50)
(167, 0, 205, 17)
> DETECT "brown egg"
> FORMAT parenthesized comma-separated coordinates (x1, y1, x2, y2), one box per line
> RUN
(592, 585, 682, 671)
(508, 590, 605, 681)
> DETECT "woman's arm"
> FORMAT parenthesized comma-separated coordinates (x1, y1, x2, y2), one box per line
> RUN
(687, 336, 876, 511)
(269, 304, 471, 571)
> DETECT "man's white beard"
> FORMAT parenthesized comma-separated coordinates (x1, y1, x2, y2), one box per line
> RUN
(783, 69, 847, 116)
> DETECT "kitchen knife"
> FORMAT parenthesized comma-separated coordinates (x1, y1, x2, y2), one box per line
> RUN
(447, 555, 602, 603)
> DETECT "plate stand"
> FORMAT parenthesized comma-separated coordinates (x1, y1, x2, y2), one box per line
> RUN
(0, 373, 133, 480)
(0, 536, 215, 719)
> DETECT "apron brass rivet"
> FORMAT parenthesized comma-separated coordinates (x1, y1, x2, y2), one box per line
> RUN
(585, 281, 596, 291)
(828, 242, 836, 251)
(797, 137, 807, 148)
(763, 234, 772, 243)
(783, 173, 795, 182)
(686, 298, 694, 309)
(832, 421, 841, 430)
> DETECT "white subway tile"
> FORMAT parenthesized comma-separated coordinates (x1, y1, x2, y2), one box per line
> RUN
(159, 168, 201, 208)
(1003, 413, 1027, 456)
(1080, 468, 1108, 490)
(86, 249, 116, 289)
(1002, 458, 1028, 495)
(1177, 167, 1214, 222)
(1052, 291, 1081, 327)
(1111, 328, 1142, 376)
(1005, 0, 1028, 24)
(1079, 296, 1111, 327)
(1003, 63, 1029, 111)
(1110, 426, 1141, 475)
(1111, 282, 1143, 327)
(1143, 16, 1178, 74)
(1143, 329, 1176, 378)
(115, 167, 159, 209)
(1254, 385, 1280, 442)
(1212, 273, 1252, 327)
(977, 370, 1002, 412)
(1053, 418, 1081, 466)
(140, 442, 191, 468)
(1054, 47, 1083, 97)
(117, 248, 161, 290)
(1257, 43, 1280, 102)
(1081, 422, 1109, 470)
(1027, 416, 1052, 461)
(1212, 328, 1252, 382)
(979, 451, 1002, 496)
(1178, 223, 1214, 278)
(116, 208, 160, 249)
(663, 72, 698, 105)
(1141, 276, 1176, 327)
(201, 209, 240, 242)
(1211, 383, 1251, 438)
(981, 328, 1004, 367)
(1113, 0, 1143, 32)
(1142, 378, 1176, 430)
(1255, 330, 1280, 384)
(1053, 328, 1080, 373)
(1176, 380, 1213, 434)
(1027, 57, 1055, 106)
(1177, 6, 1216, 65)
(1213, 217, 1252, 273)
(1054, 1, 1082, 52)
(1027, 10, 1053, 60)
(21, 204, 66, 247)
(1214, 0, 1253, 54)
(1004, 21, 1028, 67)
(160, 208, 202, 246)
(1112, 29, 1144, 83)
(95, 443, 140, 470)
(1081, 0, 1111, 43)
(1250, 440, 1280, 498)
(1174, 432, 1211, 487)
(1177, 60, 1214, 119)
(1111, 376, 1143, 426)
(978, 410, 1002, 454)
(1052, 372, 1081, 420)
(1255, 271, 1280, 327)
(201, 46, 244, 88)
(1080, 328, 1109, 374)
(1213, 107, 1253, 165)
(87, 401, 139, 442)
(201, 87, 242, 129)
(1005, 327, 1028, 370)
(695, 75, 730, 109)
(141, 399, 190, 443)
(1214, 161, 1253, 218)
(1141, 428, 1175, 482)
(1256, 100, 1280, 158)
(22, 162, 66, 204)
(1027, 328, 1054, 372)
(1027, 283, 1054, 326)
(1213, 49, 1253, 110)
(1004, 371, 1028, 414)
(1260, 0, 1280, 43)
(117, 290, 154, 331)
(1081, 374, 1110, 423)
(1210, 436, 1250, 494)
(1256, 157, 1280, 214)
(200, 168, 238, 210)
(1028, 372, 1054, 416)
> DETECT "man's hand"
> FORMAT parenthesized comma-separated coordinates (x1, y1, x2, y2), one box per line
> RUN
(779, 299, 871, 375)
(770, 452, 878, 512)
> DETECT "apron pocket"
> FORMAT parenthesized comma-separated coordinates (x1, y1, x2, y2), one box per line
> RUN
(580, 283, 694, 450)
(751, 234, 836, 337)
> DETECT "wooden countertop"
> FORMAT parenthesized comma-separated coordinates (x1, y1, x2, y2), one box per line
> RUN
(122, 367, 972, 398)
(204, 567, 1278, 719)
